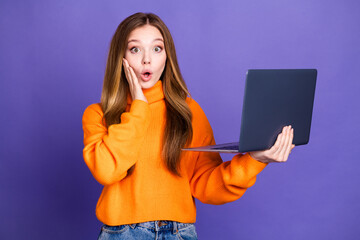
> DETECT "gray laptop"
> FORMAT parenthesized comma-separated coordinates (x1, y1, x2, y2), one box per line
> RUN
(182, 69, 317, 153)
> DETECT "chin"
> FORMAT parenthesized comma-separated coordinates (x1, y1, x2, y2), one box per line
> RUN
(141, 80, 158, 89)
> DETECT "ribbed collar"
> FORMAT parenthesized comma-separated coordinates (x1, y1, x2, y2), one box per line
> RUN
(127, 80, 165, 104)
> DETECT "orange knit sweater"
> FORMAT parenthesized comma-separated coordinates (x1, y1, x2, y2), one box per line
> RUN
(82, 80, 267, 226)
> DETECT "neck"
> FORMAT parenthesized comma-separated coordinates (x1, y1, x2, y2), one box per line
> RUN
(127, 80, 164, 104)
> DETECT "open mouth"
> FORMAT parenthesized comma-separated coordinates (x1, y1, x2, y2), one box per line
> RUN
(141, 72, 152, 81)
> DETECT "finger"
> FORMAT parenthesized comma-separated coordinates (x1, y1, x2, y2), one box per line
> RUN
(273, 126, 287, 157)
(128, 66, 140, 88)
(277, 126, 290, 160)
(288, 129, 295, 151)
(266, 127, 286, 163)
(127, 64, 148, 102)
(124, 59, 136, 93)
(123, 59, 129, 79)
(123, 58, 132, 83)
(122, 58, 128, 72)
(278, 125, 292, 162)
(282, 127, 294, 161)
(123, 59, 137, 100)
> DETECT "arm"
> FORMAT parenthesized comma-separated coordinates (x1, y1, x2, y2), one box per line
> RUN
(188, 112, 294, 204)
(189, 134, 267, 205)
(82, 100, 150, 185)
(187, 99, 267, 204)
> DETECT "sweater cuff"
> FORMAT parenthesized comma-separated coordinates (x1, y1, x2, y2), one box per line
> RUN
(130, 99, 150, 117)
(242, 152, 268, 172)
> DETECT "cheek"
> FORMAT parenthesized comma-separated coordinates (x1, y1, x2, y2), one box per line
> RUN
(124, 56, 140, 72)
(156, 55, 167, 72)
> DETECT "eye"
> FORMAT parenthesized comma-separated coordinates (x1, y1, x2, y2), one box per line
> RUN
(154, 46, 162, 52)
(130, 47, 140, 53)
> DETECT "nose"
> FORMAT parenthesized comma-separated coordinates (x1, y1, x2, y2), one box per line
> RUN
(142, 50, 151, 65)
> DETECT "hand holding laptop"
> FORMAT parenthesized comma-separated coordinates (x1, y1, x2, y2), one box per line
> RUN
(182, 69, 317, 156)
(249, 125, 295, 163)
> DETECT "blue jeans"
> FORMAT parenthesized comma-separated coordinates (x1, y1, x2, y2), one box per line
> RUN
(97, 220, 198, 240)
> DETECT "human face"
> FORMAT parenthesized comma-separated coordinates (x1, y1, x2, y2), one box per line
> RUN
(124, 25, 167, 89)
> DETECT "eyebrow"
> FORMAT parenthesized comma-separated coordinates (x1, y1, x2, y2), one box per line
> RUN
(127, 38, 164, 44)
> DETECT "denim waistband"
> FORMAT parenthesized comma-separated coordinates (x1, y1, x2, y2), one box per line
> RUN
(128, 220, 193, 234)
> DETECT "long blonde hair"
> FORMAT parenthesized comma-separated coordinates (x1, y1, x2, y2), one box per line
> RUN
(100, 12, 193, 177)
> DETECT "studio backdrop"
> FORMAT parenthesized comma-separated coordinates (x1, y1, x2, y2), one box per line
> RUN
(0, 0, 359, 239)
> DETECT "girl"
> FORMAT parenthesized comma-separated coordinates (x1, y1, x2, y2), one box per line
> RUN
(82, 12, 294, 240)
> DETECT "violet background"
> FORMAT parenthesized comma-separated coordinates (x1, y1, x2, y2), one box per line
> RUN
(1, 0, 359, 239)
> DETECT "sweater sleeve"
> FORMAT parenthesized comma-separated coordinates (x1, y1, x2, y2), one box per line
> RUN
(82, 100, 150, 185)
(187, 99, 268, 205)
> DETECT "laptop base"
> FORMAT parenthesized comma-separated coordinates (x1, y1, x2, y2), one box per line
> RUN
(182, 142, 240, 153)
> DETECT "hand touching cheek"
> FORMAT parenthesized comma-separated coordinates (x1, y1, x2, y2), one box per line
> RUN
(122, 58, 148, 103)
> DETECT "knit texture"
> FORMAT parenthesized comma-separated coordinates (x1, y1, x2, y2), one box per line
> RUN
(82, 80, 267, 226)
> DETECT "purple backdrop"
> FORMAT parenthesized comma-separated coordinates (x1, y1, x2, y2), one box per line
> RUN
(1, 0, 359, 239)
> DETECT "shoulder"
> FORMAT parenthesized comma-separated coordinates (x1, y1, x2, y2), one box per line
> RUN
(186, 97, 206, 119)
(82, 103, 103, 122)
(186, 97, 214, 141)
